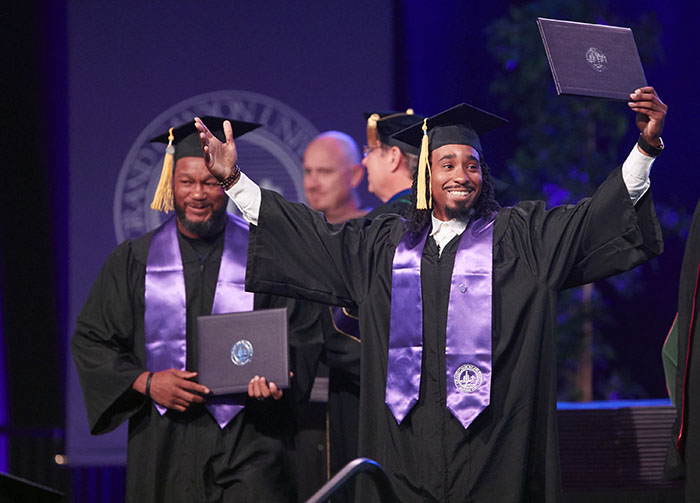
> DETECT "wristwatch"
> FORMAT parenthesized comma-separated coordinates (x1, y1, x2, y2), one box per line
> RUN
(637, 134, 664, 157)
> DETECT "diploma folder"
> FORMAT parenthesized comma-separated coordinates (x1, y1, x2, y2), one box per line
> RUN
(196, 308, 289, 395)
(537, 17, 647, 101)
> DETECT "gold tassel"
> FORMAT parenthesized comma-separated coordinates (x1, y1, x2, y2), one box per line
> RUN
(366, 113, 380, 149)
(150, 127, 176, 213)
(416, 118, 431, 210)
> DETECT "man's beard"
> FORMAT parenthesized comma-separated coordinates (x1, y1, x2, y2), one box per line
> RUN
(444, 199, 476, 220)
(175, 202, 228, 239)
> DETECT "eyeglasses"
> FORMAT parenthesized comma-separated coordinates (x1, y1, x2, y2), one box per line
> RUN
(363, 145, 380, 158)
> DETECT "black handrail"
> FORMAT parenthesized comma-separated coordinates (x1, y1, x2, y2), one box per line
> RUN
(305, 457, 396, 503)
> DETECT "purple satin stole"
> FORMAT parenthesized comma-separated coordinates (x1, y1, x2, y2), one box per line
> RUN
(145, 214, 254, 428)
(386, 217, 494, 428)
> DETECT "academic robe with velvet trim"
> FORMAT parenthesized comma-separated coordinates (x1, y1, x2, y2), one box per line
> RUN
(244, 167, 662, 502)
(72, 224, 317, 503)
(665, 198, 700, 502)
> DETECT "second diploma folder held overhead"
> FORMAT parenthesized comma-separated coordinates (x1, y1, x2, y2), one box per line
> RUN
(537, 17, 647, 101)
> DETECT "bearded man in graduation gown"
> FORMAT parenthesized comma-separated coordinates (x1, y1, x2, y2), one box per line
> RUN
(665, 197, 700, 503)
(194, 86, 666, 502)
(71, 118, 310, 503)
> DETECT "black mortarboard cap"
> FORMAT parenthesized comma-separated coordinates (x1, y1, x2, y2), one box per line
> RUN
(391, 103, 507, 210)
(363, 109, 425, 155)
(149, 116, 261, 162)
(391, 103, 507, 156)
(149, 116, 261, 212)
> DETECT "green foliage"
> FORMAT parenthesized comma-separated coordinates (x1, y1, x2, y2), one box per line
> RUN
(486, 0, 662, 202)
(485, 0, 663, 400)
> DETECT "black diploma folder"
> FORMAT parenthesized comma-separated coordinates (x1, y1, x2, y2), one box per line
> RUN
(537, 17, 647, 101)
(196, 308, 289, 394)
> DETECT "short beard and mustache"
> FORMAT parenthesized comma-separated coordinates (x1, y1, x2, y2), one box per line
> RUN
(175, 201, 228, 239)
(406, 159, 500, 235)
(443, 187, 479, 220)
(444, 203, 474, 220)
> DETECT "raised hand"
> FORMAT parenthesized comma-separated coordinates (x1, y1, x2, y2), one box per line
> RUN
(194, 117, 238, 181)
(148, 369, 210, 412)
(628, 86, 667, 146)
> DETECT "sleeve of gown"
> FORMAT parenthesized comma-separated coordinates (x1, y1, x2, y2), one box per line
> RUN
(71, 241, 147, 435)
(506, 166, 663, 290)
(246, 189, 394, 307)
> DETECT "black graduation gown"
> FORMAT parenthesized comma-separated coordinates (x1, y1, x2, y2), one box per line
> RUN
(244, 167, 662, 502)
(316, 194, 414, 502)
(665, 198, 700, 502)
(364, 190, 413, 221)
(72, 225, 311, 503)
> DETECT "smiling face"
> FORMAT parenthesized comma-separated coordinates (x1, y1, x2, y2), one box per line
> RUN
(429, 144, 482, 221)
(173, 156, 228, 239)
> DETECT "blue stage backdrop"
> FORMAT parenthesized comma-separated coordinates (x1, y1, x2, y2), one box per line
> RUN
(66, 1, 395, 465)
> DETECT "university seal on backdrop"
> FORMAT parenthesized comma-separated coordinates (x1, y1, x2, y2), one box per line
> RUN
(114, 90, 319, 242)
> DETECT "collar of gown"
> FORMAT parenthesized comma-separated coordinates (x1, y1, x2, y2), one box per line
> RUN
(430, 213, 468, 253)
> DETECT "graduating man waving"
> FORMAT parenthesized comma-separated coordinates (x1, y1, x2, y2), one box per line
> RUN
(195, 87, 666, 502)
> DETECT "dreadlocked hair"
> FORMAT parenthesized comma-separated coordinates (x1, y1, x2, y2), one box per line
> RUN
(405, 158, 501, 235)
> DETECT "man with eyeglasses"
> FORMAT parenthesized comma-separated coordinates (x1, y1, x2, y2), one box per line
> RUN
(305, 111, 427, 502)
(361, 109, 425, 219)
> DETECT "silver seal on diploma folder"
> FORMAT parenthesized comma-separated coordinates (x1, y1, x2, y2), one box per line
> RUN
(231, 340, 254, 366)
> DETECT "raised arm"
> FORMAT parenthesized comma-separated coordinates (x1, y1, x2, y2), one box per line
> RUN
(195, 116, 238, 182)
(194, 118, 397, 308)
(194, 116, 263, 225)
(505, 87, 666, 291)
(629, 86, 667, 153)
(622, 86, 668, 203)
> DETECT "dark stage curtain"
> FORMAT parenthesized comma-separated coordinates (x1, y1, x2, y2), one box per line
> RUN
(1, 0, 69, 494)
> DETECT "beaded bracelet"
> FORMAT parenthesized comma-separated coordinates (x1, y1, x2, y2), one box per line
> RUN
(218, 164, 241, 191)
